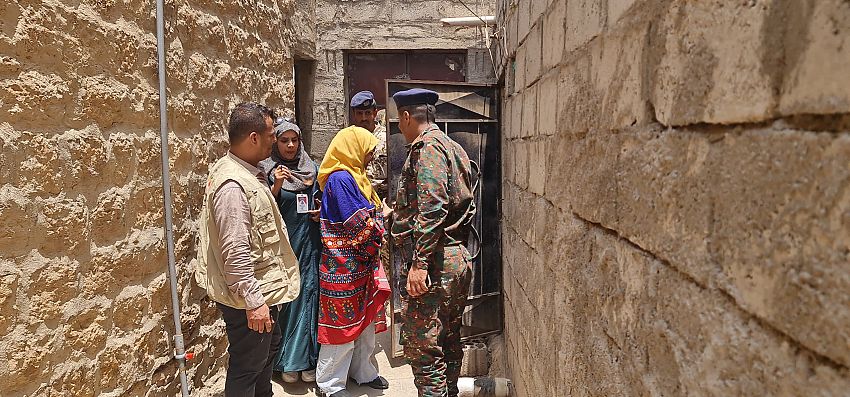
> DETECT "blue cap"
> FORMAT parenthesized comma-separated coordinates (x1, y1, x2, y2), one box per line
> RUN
(392, 88, 439, 108)
(350, 91, 376, 109)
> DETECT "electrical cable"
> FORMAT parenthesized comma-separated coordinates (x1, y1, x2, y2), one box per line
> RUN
(454, 0, 500, 78)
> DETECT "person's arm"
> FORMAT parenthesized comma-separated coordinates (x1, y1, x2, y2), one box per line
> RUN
(412, 143, 450, 269)
(213, 181, 273, 333)
(407, 143, 450, 297)
(269, 173, 281, 197)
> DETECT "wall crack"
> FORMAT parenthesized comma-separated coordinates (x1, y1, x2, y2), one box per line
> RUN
(570, 211, 849, 373)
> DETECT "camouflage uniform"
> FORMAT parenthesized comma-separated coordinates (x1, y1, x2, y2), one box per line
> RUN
(366, 123, 391, 286)
(366, 123, 388, 199)
(392, 124, 475, 397)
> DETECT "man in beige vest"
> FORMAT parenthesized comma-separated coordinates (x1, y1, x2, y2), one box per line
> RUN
(195, 102, 301, 397)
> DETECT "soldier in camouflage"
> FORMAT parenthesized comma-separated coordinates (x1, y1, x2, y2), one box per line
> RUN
(349, 91, 388, 199)
(390, 88, 476, 397)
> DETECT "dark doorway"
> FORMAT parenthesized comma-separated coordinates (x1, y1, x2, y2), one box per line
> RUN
(294, 59, 316, 153)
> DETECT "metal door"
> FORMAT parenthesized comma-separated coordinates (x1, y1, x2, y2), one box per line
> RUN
(345, 51, 467, 110)
(384, 80, 502, 357)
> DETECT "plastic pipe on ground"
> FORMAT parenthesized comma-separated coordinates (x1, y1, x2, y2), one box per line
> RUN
(457, 377, 512, 397)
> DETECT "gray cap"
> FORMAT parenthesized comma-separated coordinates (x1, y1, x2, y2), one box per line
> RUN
(274, 121, 301, 137)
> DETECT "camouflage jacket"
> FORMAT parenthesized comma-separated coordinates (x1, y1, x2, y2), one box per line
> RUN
(366, 124, 388, 199)
(391, 124, 475, 271)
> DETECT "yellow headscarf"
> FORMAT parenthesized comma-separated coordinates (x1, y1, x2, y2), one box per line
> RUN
(318, 126, 381, 207)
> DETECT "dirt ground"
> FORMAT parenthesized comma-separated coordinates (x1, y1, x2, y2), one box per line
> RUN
(272, 330, 419, 397)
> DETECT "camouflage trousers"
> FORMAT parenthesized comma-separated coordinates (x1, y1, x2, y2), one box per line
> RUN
(401, 245, 472, 397)
(380, 236, 391, 318)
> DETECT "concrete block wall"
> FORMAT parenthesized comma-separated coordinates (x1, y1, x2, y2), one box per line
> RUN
(498, 0, 850, 395)
(309, 0, 495, 158)
(0, 1, 300, 395)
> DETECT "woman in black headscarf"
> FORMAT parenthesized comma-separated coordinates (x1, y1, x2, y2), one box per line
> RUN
(259, 121, 321, 383)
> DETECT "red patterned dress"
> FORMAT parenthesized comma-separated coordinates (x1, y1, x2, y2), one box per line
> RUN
(318, 170, 390, 344)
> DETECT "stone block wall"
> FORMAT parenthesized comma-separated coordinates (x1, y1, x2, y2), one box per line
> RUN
(292, 0, 317, 59)
(0, 0, 300, 395)
(497, 0, 850, 395)
(308, 0, 495, 158)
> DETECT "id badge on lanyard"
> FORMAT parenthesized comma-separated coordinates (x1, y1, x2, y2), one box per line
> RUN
(296, 193, 309, 213)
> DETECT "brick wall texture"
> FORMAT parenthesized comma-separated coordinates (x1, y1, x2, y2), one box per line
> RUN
(0, 1, 300, 395)
(497, 0, 850, 395)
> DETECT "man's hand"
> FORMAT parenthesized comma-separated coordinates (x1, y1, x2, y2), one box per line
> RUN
(406, 266, 429, 297)
(381, 198, 393, 218)
(246, 303, 274, 333)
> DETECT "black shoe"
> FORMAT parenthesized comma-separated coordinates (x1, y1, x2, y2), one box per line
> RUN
(356, 375, 390, 389)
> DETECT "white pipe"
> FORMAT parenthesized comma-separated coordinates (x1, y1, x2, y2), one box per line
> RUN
(441, 16, 496, 26)
(155, 0, 191, 395)
(458, 377, 512, 397)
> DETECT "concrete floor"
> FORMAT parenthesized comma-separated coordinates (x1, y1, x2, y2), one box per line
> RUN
(272, 330, 419, 397)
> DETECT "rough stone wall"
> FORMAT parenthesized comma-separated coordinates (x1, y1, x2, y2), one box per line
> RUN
(309, 0, 495, 158)
(498, 0, 850, 396)
(292, 0, 317, 59)
(0, 1, 299, 395)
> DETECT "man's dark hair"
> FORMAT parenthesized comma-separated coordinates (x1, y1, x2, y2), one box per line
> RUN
(228, 102, 277, 143)
(399, 104, 435, 124)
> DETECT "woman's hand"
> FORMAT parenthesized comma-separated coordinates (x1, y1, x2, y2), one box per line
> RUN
(308, 198, 321, 222)
(273, 166, 292, 187)
(270, 166, 292, 197)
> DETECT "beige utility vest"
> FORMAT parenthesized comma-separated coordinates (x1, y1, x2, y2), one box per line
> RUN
(194, 154, 300, 309)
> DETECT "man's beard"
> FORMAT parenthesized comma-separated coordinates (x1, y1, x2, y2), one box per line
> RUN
(356, 120, 375, 131)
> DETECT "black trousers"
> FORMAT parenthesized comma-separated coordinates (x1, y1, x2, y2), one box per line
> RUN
(217, 303, 282, 397)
